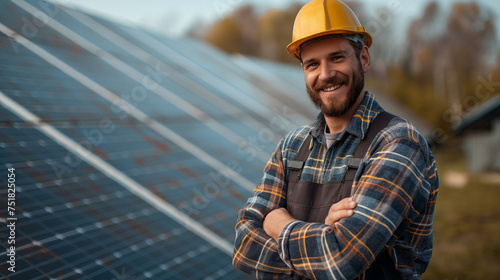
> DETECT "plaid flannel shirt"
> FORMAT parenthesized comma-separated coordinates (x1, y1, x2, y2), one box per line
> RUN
(233, 92, 439, 280)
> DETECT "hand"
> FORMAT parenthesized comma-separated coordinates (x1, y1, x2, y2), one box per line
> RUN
(263, 208, 296, 242)
(324, 197, 357, 226)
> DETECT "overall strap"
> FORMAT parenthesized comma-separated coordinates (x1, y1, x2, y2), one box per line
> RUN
(343, 111, 395, 182)
(287, 133, 312, 182)
(353, 111, 395, 158)
(287, 111, 395, 183)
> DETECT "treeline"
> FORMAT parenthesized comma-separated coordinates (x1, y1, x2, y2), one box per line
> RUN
(189, 1, 500, 131)
(188, 4, 302, 64)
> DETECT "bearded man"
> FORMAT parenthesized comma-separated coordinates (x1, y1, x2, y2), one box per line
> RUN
(233, 1, 439, 279)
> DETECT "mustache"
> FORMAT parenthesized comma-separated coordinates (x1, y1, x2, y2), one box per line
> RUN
(314, 75, 348, 91)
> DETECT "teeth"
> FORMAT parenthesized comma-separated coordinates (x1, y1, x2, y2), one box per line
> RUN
(323, 84, 341, 92)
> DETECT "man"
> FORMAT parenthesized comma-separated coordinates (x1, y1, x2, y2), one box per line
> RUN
(233, 0, 439, 279)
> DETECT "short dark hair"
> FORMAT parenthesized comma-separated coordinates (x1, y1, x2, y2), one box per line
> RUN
(348, 40, 364, 60)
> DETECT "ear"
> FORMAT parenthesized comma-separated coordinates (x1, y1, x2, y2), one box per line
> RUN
(360, 45, 370, 73)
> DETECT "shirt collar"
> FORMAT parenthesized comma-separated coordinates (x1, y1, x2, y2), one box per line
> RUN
(310, 91, 384, 140)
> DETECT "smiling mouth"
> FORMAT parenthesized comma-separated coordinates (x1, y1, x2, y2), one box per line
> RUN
(321, 84, 342, 92)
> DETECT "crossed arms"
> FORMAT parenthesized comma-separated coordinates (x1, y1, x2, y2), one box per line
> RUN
(233, 127, 438, 279)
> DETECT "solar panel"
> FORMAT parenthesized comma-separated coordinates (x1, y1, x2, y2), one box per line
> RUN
(0, 0, 315, 279)
(0, 120, 246, 278)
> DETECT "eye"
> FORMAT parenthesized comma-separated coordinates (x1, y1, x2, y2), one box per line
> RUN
(305, 62, 319, 69)
(331, 56, 342, 61)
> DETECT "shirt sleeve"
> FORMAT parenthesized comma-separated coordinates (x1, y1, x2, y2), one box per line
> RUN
(277, 125, 436, 280)
(233, 138, 300, 279)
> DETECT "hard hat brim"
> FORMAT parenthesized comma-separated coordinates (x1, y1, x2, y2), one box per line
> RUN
(287, 29, 373, 60)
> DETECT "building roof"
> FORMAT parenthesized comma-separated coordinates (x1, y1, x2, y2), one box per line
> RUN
(454, 94, 500, 134)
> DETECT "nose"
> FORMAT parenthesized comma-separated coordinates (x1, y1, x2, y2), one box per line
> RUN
(319, 61, 336, 81)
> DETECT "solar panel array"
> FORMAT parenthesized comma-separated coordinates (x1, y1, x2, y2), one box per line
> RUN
(0, 0, 317, 279)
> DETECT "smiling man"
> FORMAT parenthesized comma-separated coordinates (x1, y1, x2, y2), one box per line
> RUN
(232, 1, 439, 279)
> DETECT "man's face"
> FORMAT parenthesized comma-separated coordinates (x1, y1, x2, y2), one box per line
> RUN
(300, 37, 370, 118)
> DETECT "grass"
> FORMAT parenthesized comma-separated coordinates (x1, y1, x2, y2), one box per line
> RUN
(422, 143, 500, 280)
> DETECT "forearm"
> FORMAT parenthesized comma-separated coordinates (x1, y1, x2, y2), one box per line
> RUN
(258, 206, 365, 280)
(277, 220, 373, 280)
(233, 208, 297, 279)
(263, 208, 297, 241)
(264, 198, 357, 242)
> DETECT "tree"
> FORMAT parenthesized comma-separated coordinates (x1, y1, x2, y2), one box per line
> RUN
(201, 5, 258, 56)
(387, 1, 498, 129)
(257, 4, 302, 63)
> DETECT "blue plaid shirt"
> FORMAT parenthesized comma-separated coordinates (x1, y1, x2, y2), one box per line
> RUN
(233, 92, 439, 279)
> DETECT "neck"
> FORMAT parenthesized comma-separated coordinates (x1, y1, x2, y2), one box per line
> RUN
(324, 91, 365, 133)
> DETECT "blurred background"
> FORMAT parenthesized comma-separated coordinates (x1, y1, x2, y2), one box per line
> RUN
(0, 0, 499, 279)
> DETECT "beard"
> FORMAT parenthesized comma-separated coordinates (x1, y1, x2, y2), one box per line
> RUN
(306, 62, 364, 118)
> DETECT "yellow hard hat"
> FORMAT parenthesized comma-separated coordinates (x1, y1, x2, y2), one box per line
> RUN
(287, 0, 372, 60)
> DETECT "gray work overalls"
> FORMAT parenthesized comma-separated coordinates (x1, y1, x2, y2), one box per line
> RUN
(286, 112, 402, 280)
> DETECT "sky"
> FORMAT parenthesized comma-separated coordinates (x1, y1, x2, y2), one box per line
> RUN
(53, 0, 500, 39)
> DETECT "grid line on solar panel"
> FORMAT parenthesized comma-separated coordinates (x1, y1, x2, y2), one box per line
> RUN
(9, 0, 271, 163)
(66, 9, 270, 115)
(0, 164, 243, 279)
(1, 26, 276, 200)
(203, 264, 238, 280)
(231, 55, 315, 115)
(0, 39, 192, 123)
(4, 163, 247, 244)
(1, 168, 238, 279)
(75, 6, 286, 148)
(58, 6, 292, 141)
(38, 122, 260, 185)
(1, 126, 207, 209)
(12, 188, 125, 221)
(140, 32, 311, 126)
(3, 223, 179, 280)
(0, 113, 251, 242)
(3, 213, 110, 255)
(2, 94, 238, 252)
(0, 108, 25, 124)
(0, 29, 258, 191)
(22, 238, 103, 276)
